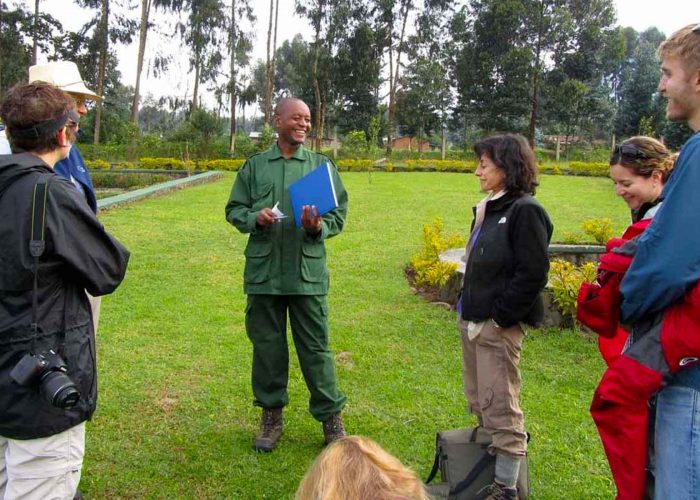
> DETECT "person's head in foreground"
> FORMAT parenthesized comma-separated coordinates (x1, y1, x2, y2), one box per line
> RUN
(295, 435, 429, 500)
(656, 23, 700, 130)
(0, 81, 78, 163)
(473, 134, 539, 196)
(609, 136, 675, 213)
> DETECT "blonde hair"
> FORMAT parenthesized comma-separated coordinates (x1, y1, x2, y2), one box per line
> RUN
(610, 136, 676, 183)
(295, 436, 430, 500)
(657, 24, 700, 74)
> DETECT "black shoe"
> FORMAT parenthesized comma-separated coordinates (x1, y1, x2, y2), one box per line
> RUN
(475, 481, 518, 500)
(322, 413, 346, 445)
(253, 407, 283, 452)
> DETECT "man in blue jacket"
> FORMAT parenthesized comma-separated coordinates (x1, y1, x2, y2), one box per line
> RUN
(619, 23, 700, 498)
(28, 61, 99, 214)
(28, 62, 103, 334)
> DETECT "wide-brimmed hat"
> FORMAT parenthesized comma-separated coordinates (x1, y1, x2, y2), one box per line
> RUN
(28, 61, 101, 101)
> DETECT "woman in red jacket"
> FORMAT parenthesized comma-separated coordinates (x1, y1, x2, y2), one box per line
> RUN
(597, 136, 675, 365)
(577, 136, 682, 500)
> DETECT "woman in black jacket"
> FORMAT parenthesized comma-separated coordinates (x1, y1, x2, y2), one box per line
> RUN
(458, 134, 552, 500)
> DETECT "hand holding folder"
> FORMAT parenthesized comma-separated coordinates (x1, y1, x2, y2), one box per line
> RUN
(288, 162, 339, 228)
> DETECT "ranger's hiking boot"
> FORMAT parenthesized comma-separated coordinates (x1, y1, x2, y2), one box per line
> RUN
(322, 413, 346, 445)
(475, 481, 519, 500)
(253, 407, 283, 452)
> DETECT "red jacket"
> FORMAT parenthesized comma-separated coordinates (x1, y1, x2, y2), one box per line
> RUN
(577, 221, 700, 500)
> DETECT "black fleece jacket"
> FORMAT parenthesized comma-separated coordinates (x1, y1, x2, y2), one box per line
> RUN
(0, 153, 130, 439)
(460, 192, 553, 328)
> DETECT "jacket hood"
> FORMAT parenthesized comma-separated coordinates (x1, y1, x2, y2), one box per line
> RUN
(0, 153, 52, 199)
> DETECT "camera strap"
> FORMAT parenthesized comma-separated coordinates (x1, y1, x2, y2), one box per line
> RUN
(29, 179, 49, 353)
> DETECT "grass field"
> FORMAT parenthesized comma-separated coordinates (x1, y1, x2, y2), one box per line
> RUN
(84, 172, 629, 499)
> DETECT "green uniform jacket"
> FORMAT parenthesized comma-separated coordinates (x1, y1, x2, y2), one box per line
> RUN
(225, 143, 348, 295)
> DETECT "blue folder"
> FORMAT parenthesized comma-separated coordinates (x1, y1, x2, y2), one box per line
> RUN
(288, 162, 339, 228)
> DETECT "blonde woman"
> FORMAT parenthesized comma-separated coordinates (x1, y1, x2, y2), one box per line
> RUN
(295, 436, 429, 500)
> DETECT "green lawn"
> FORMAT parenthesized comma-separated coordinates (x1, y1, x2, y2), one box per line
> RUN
(85, 172, 628, 499)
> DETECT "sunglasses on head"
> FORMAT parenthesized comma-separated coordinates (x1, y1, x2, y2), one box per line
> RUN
(611, 144, 648, 163)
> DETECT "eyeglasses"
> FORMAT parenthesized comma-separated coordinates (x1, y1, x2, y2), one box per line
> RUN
(611, 144, 648, 163)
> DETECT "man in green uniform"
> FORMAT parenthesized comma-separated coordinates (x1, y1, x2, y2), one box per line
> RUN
(225, 98, 348, 452)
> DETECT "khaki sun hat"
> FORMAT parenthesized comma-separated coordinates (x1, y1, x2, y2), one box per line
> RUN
(28, 61, 101, 101)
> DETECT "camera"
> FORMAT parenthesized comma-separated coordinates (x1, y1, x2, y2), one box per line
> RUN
(10, 350, 80, 409)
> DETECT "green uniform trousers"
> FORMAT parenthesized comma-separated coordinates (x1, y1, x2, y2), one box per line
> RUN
(245, 294, 346, 422)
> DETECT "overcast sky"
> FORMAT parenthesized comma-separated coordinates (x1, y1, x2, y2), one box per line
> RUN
(29, 0, 700, 107)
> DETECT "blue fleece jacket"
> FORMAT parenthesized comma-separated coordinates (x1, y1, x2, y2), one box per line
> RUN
(54, 146, 97, 213)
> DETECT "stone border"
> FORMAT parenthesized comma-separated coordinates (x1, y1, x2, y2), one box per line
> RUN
(97, 171, 223, 211)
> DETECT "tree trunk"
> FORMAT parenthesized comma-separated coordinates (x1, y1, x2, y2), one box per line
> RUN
(386, 2, 411, 156)
(131, 0, 151, 124)
(229, 0, 237, 153)
(93, 0, 109, 145)
(527, 0, 545, 147)
(32, 0, 40, 65)
(192, 55, 200, 113)
(311, 1, 324, 152)
(270, 0, 278, 101)
(386, 24, 394, 155)
(263, 0, 274, 125)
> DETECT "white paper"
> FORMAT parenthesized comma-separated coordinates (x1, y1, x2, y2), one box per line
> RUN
(271, 201, 287, 219)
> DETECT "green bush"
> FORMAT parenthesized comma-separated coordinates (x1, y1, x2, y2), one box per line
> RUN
(568, 161, 610, 177)
(91, 172, 173, 189)
(581, 218, 614, 245)
(409, 218, 465, 288)
(549, 259, 597, 320)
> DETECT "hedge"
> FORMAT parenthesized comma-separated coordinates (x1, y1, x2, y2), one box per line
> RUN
(83, 157, 612, 178)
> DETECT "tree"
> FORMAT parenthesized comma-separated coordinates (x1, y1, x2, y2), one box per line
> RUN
(130, 0, 175, 124)
(0, 2, 62, 99)
(333, 21, 382, 136)
(378, 0, 415, 154)
(170, 0, 226, 113)
(227, 0, 255, 153)
(262, 0, 275, 124)
(69, 0, 137, 144)
(295, 0, 353, 151)
(614, 28, 665, 138)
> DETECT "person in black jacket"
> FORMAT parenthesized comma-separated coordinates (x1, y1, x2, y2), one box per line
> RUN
(0, 82, 129, 499)
(458, 134, 552, 500)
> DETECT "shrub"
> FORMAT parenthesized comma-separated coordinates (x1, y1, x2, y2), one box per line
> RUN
(549, 259, 597, 321)
(560, 232, 584, 244)
(568, 161, 609, 177)
(139, 157, 186, 170)
(581, 218, 614, 245)
(91, 172, 173, 189)
(409, 218, 465, 288)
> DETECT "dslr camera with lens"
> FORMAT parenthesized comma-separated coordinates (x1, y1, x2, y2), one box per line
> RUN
(10, 350, 80, 409)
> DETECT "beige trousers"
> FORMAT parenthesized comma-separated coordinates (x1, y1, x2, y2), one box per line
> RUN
(0, 423, 85, 500)
(459, 317, 528, 457)
(86, 292, 101, 336)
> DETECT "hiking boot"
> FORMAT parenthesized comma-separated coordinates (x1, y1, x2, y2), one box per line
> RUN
(253, 407, 283, 452)
(322, 413, 346, 445)
(475, 481, 519, 500)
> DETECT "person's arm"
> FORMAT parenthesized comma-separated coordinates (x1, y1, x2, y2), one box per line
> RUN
(47, 178, 129, 296)
(491, 201, 552, 328)
(620, 138, 700, 323)
(305, 160, 348, 241)
(225, 161, 260, 234)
